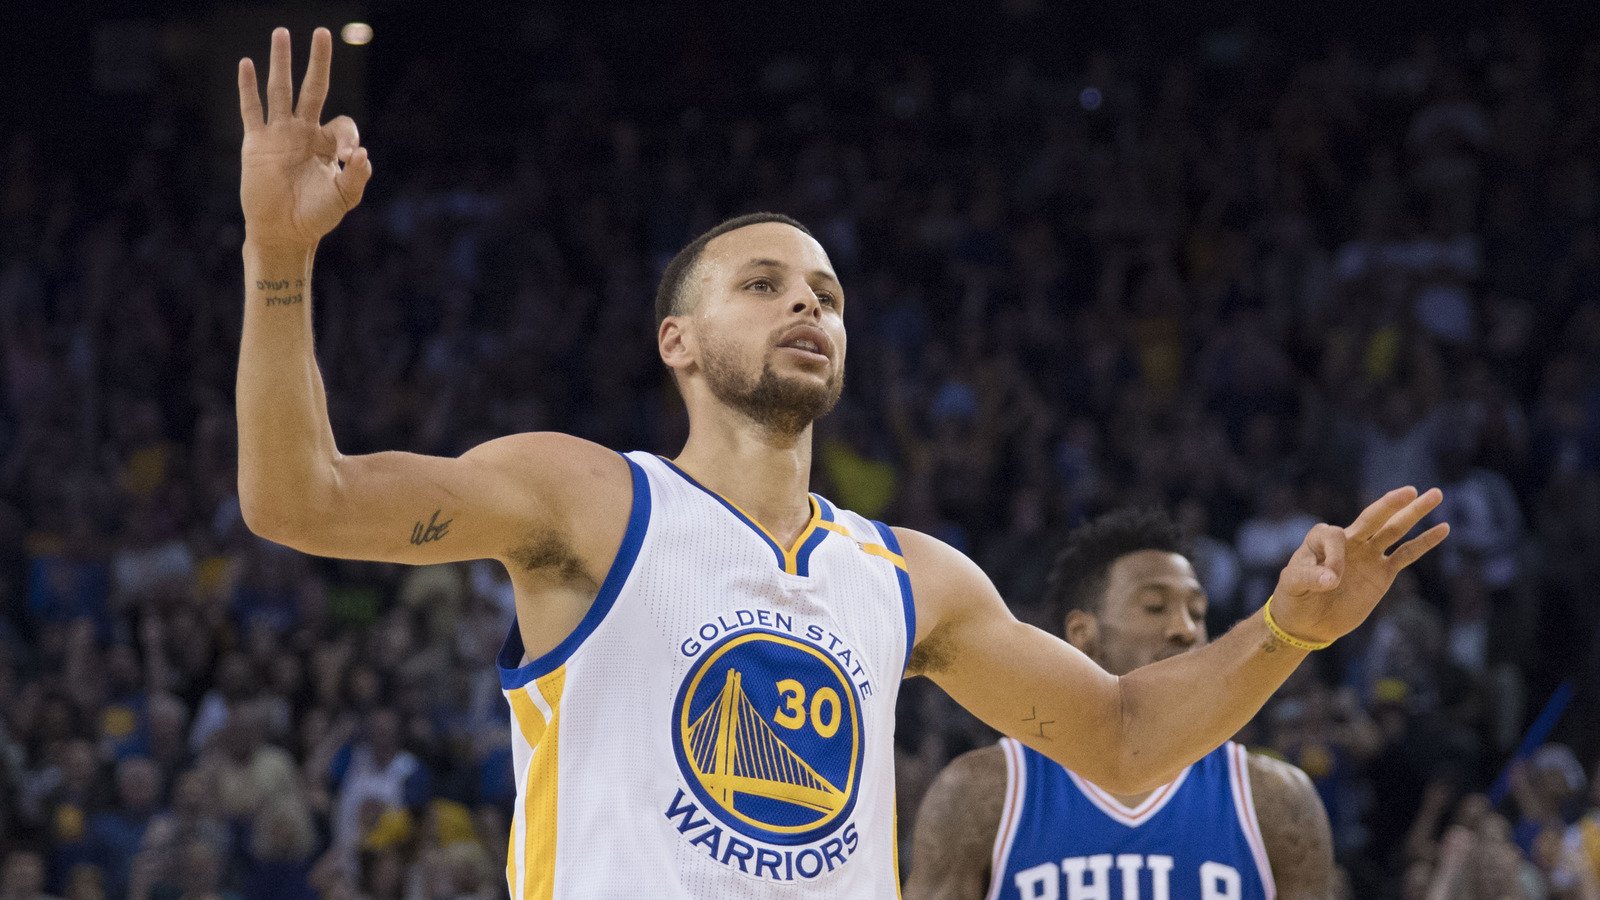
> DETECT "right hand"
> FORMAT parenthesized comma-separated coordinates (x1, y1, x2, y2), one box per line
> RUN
(238, 27, 372, 252)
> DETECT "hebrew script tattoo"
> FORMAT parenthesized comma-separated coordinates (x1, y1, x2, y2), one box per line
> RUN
(255, 277, 306, 307)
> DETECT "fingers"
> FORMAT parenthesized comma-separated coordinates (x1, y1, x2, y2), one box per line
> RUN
(1279, 541, 1337, 597)
(266, 27, 293, 122)
(1309, 523, 1346, 586)
(1371, 487, 1444, 551)
(1387, 522, 1450, 570)
(1277, 559, 1326, 597)
(238, 58, 263, 131)
(297, 27, 333, 123)
(333, 147, 373, 210)
(1346, 486, 1419, 542)
(322, 116, 360, 161)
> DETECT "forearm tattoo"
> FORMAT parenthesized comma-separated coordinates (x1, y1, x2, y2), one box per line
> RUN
(410, 509, 452, 545)
(1021, 705, 1055, 740)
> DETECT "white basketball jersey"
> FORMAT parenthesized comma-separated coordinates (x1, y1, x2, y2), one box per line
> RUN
(499, 451, 915, 898)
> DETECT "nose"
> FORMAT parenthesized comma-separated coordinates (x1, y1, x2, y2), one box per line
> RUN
(790, 290, 822, 318)
(1169, 609, 1200, 646)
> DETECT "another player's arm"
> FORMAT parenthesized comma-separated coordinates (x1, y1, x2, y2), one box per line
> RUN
(1247, 752, 1335, 899)
(904, 746, 1006, 900)
(900, 487, 1447, 795)
(235, 29, 625, 565)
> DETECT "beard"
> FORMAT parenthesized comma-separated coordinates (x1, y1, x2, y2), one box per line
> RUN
(700, 335, 844, 437)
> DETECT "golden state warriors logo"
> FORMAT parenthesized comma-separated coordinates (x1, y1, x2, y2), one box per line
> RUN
(672, 629, 863, 845)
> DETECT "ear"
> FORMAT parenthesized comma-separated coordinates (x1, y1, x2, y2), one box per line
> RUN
(1064, 609, 1099, 659)
(659, 315, 695, 374)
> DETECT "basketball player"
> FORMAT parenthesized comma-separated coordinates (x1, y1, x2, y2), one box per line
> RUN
(235, 29, 1447, 897)
(906, 509, 1334, 900)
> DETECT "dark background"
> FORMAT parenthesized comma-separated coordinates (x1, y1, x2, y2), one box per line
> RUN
(2, 2, 1599, 898)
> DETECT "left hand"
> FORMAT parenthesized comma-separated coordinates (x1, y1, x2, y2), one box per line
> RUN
(1270, 486, 1449, 645)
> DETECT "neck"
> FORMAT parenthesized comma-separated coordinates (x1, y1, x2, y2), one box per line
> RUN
(672, 409, 815, 546)
(1110, 787, 1157, 807)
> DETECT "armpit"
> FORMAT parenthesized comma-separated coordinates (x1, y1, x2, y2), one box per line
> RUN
(908, 620, 958, 676)
(507, 529, 591, 585)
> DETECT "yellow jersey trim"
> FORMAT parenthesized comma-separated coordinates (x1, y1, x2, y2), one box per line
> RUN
(508, 666, 567, 900)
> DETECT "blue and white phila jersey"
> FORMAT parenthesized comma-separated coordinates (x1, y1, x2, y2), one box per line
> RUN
(497, 452, 915, 899)
(989, 739, 1275, 900)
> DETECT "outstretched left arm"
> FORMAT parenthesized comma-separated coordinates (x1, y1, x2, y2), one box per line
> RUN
(1248, 752, 1335, 898)
(900, 533, 1306, 794)
(901, 487, 1446, 795)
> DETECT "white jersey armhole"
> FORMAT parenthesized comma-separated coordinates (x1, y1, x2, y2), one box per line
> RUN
(1228, 742, 1278, 900)
(986, 738, 1028, 900)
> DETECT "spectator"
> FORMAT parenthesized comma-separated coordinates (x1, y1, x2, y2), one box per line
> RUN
(135, 768, 231, 887)
(1234, 481, 1319, 608)
(0, 850, 61, 900)
(328, 709, 427, 855)
(82, 756, 162, 898)
(0, 9, 1596, 897)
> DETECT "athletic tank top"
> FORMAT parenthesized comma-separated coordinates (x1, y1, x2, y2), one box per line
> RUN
(989, 739, 1275, 900)
(498, 452, 915, 898)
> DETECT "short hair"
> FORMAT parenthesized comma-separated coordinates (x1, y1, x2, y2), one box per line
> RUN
(1044, 508, 1190, 618)
(655, 212, 813, 326)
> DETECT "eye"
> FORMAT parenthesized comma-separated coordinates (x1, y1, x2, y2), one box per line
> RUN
(816, 291, 838, 306)
(747, 278, 776, 293)
(1144, 605, 1166, 615)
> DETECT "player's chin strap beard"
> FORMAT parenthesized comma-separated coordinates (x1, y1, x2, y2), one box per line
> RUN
(703, 354, 844, 438)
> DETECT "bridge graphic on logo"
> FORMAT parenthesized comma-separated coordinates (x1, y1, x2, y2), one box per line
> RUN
(684, 668, 846, 816)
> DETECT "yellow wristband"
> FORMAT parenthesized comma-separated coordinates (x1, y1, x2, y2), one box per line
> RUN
(1263, 596, 1333, 651)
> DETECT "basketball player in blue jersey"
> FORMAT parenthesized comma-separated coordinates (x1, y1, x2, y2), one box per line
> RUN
(906, 510, 1335, 900)
(234, 30, 1447, 897)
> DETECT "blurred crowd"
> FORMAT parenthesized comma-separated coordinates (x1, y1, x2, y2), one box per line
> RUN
(3, 7, 1600, 898)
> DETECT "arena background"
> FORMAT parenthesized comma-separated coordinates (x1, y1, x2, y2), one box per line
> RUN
(2, 1, 1599, 897)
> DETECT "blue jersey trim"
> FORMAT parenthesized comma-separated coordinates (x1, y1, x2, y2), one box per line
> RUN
(793, 494, 835, 577)
(871, 521, 916, 674)
(497, 453, 651, 690)
(655, 455, 833, 577)
(655, 456, 788, 570)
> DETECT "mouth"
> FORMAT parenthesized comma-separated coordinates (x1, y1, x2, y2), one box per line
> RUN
(775, 325, 833, 364)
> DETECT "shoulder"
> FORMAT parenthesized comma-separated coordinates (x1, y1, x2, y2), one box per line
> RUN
(907, 744, 1011, 898)
(1244, 749, 1320, 809)
(891, 526, 979, 576)
(460, 431, 627, 493)
(929, 743, 1010, 803)
(891, 526, 1010, 658)
(464, 432, 635, 550)
(1244, 748, 1335, 895)
(919, 744, 1010, 846)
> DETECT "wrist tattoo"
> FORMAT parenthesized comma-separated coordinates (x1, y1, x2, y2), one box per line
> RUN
(255, 278, 306, 308)
(410, 510, 452, 545)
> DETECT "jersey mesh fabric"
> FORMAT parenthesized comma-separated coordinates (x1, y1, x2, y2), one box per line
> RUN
(991, 740, 1275, 900)
(500, 451, 912, 898)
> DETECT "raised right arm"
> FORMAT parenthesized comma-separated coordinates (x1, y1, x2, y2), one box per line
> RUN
(236, 29, 622, 566)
